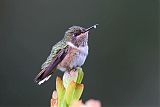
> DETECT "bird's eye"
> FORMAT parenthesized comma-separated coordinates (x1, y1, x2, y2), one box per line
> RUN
(73, 33, 79, 36)
(73, 30, 81, 37)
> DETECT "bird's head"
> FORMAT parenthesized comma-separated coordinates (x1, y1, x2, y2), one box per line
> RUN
(64, 24, 98, 47)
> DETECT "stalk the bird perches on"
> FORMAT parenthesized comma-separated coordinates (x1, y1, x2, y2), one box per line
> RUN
(35, 24, 98, 85)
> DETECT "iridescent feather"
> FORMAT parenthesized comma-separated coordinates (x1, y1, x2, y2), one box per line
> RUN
(41, 40, 67, 69)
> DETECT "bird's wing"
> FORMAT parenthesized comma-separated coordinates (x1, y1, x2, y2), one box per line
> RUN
(41, 41, 67, 70)
(35, 42, 68, 84)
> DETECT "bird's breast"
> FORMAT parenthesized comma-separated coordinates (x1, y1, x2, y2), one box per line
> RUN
(70, 46, 88, 68)
(57, 45, 88, 71)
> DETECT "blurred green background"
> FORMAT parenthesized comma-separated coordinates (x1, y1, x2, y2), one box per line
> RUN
(0, 0, 159, 107)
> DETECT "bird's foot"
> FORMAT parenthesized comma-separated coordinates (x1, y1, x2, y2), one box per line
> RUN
(67, 67, 78, 73)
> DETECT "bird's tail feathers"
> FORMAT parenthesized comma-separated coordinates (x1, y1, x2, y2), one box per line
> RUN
(37, 75, 51, 85)
(34, 67, 56, 85)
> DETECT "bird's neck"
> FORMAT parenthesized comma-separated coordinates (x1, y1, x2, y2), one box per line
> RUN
(72, 40, 88, 47)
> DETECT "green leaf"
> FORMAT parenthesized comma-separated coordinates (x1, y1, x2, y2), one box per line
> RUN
(73, 83, 84, 100)
(56, 76, 65, 107)
(65, 81, 76, 105)
(76, 67, 84, 84)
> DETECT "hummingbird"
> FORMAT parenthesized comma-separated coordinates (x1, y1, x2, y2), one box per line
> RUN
(35, 24, 98, 85)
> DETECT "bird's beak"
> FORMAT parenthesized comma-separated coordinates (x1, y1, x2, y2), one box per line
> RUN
(85, 24, 99, 32)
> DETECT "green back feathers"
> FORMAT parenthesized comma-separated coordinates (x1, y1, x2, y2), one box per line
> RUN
(41, 40, 67, 70)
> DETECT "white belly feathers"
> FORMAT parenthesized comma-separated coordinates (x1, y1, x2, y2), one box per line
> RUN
(67, 42, 88, 68)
